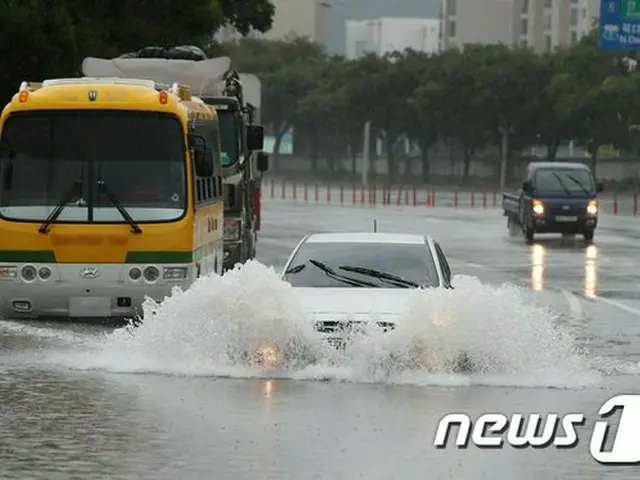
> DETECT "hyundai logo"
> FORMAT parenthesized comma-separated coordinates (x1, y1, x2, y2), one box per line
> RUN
(79, 267, 101, 279)
(88, 90, 98, 101)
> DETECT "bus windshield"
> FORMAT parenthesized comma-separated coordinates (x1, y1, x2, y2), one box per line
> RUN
(0, 110, 186, 223)
(217, 110, 239, 166)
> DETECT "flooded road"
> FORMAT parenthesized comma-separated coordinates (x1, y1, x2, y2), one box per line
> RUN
(2, 195, 640, 479)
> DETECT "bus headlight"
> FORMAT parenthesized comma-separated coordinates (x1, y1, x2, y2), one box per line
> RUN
(129, 267, 142, 280)
(163, 266, 188, 281)
(587, 200, 598, 215)
(224, 219, 241, 241)
(143, 266, 160, 283)
(38, 266, 52, 280)
(0, 266, 17, 279)
(21, 265, 37, 282)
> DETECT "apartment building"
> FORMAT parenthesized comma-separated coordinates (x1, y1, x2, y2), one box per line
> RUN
(216, 0, 331, 47)
(345, 17, 441, 59)
(440, 0, 599, 52)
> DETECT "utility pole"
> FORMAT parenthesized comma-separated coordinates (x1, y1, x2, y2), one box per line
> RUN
(362, 121, 371, 185)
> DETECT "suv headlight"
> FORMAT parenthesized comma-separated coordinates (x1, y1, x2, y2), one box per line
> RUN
(224, 219, 241, 241)
(586, 199, 598, 215)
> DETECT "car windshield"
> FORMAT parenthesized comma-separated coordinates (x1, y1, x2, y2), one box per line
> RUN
(218, 110, 238, 165)
(0, 110, 186, 223)
(534, 168, 595, 195)
(283, 241, 440, 288)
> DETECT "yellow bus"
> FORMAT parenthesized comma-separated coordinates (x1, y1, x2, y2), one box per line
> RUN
(0, 78, 224, 321)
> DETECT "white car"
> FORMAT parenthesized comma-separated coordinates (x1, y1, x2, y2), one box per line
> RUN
(280, 232, 454, 350)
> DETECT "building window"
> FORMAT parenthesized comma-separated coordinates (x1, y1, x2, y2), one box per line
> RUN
(545, 34, 552, 51)
(544, 12, 552, 30)
(446, 0, 456, 16)
(449, 19, 456, 37)
(521, 18, 528, 35)
(522, 0, 529, 13)
(570, 30, 578, 44)
(544, 0, 552, 7)
(570, 7, 578, 26)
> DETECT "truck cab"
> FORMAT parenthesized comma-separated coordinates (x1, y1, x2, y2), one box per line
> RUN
(200, 95, 266, 270)
(503, 162, 604, 243)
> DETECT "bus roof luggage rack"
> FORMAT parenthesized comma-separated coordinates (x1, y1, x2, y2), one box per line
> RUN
(19, 78, 193, 100)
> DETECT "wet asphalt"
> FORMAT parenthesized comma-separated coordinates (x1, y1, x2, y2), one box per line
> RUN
(2, 187, 640, 479)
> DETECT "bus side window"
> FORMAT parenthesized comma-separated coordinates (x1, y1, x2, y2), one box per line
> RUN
(193, 120, 221, 205)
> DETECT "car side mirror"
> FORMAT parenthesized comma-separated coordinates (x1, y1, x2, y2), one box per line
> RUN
(596, 181, 604, 193)
(522, 180, 533, 194)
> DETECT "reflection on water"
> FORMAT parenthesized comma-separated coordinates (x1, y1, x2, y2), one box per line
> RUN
(531, 244, 545, 291)
(263, 379, 274, 398)
(585, 245, 597, 299)
(530, 243, 597, 298)
(262, 379, 275, 413)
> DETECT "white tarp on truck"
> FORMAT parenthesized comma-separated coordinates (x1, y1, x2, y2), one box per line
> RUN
(81, 56, 261, 118)
(81, 56, 231, 97)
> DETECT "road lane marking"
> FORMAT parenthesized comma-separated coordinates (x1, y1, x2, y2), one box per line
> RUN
(595, 296, 640, 317)
(561, 289, 583, 319)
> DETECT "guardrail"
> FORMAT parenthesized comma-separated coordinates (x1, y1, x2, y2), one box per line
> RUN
(263, 180, 640, 216)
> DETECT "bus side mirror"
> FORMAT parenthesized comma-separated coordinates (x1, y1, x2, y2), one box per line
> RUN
(257, 152, 269, 172)
(246, 125, 264, 151)
(188, 133, 214, 177)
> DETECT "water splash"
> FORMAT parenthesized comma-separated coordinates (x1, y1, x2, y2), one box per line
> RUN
(7, 261, 610, 388)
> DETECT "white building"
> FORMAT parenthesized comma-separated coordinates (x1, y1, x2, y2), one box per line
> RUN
(440, 0, 598, 53)
(216, 0, 331, 47)
(345, 17, 440, 59)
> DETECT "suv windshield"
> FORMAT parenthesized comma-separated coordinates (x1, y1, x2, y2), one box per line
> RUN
(283, 241, 440, 288)
(0, 110, 186, 223)
(534, 168, 595, 195)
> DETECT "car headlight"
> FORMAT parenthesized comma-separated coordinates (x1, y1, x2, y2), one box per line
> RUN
(532, 200, 544, 215)
(224, 219, 241, 242)
(251, 344, 280, 368)
(587, 200, 598, 215)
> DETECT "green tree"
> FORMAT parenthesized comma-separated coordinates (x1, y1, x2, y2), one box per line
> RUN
(0, 0, 79, 102)
(400, 50, 440, 181)
(0, 0, 276, 104)
(556, 29, 633, 174)
(411, 47, 492, 182)
(219, 0, 275, 35)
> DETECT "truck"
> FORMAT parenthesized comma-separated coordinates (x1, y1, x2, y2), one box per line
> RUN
(502, 161, 604, 244)
(81, 46, 269, 272)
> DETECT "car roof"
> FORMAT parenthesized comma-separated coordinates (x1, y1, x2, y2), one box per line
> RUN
(304, 232, 428, 245)
(527, 161, 589, 171)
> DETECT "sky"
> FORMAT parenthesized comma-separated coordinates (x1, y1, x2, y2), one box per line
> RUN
(325, 0, 441, 53)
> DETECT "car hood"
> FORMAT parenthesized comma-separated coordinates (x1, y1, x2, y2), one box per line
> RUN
(294, 287, 415, 322)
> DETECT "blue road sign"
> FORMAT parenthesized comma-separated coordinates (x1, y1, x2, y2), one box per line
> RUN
(599, 0, 640, 50)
